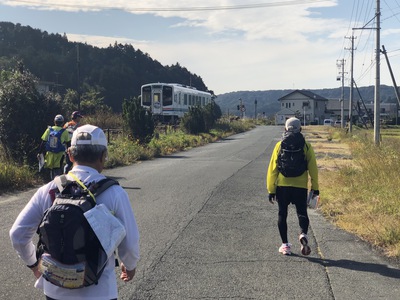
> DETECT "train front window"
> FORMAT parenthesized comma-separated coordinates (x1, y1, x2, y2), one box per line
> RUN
(142, 86, 151, 106)
(163, 86, 173, 106)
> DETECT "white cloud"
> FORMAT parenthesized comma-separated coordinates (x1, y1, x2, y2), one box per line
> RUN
(4, 1, 341, 42)
(67, 33, 147, 48)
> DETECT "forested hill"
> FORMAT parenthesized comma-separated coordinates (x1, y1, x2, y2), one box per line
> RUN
(0, 22, 209, 111)
(215, 85, 399, 118)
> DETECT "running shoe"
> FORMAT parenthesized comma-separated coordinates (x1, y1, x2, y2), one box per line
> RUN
(278, 243, 292, 255)
(299, 233, 311, 255)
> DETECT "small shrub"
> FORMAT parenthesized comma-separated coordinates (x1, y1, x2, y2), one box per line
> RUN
(122, 97, 154, 144)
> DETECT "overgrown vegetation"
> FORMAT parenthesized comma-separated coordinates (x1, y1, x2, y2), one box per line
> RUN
(304, 126, 400, 258)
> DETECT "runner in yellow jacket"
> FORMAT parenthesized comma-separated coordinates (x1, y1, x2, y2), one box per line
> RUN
(266, 117, 319, 256)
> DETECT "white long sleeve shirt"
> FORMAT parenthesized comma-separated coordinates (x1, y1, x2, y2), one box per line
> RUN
(9, 165, 140, 300)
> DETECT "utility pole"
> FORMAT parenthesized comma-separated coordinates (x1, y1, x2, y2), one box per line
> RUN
(381, 45, 400, 125)
(352, 0, 381, 143)
(237, 98, 244, 119)
(254, 99, 257, 120)
(336, 59, 346, 128)
(374, 0, 381, 145)
(345, 36, 356, 133)
(76, 44, 81, 111)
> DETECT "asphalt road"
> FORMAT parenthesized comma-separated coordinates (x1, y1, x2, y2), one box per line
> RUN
(1, 125, 399, 299)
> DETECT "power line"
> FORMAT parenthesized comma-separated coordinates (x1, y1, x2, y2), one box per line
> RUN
(7, 0, 332, 11)
(382, 0, 400, 24)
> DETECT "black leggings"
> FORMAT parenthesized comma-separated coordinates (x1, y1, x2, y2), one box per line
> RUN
(276, 186, 309, 244)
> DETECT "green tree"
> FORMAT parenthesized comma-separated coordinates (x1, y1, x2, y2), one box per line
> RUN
(180, 102, 221, 134)
(0, 69, 62, 164)
(180, 106, 205, 134)
(122, 96, 154, 143)
(203, 101, 222, 132)
(63, 88, 79, 113)
(80, 84, 109, 115)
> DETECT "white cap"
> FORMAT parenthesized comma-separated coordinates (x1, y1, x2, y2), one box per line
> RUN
(71, 124, 107, 147)
(285, 117, 301, 133)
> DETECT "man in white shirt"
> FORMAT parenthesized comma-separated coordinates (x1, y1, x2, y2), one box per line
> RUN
(10, 124, 140, 300)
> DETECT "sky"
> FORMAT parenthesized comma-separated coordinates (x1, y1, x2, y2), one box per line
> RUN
(0, 0, 400, 95)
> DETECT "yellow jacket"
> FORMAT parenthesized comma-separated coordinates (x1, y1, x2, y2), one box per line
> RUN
(267, 139, 319, 194)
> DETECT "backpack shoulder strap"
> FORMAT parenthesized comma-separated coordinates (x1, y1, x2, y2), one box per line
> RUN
(93, 178, 120, 197)
(53, 174, 70, 193)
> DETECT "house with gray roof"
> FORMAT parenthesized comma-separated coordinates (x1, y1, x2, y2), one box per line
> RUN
(275, 90, 329, 125)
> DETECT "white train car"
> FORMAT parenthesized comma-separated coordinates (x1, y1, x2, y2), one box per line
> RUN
(141, 83, 213, 122)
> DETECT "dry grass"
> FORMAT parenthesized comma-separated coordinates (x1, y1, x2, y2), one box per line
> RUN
(302, 125, 400, 258)
(303, 126, 352, 171)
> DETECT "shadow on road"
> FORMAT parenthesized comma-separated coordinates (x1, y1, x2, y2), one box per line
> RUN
(304, 256, 400, 279)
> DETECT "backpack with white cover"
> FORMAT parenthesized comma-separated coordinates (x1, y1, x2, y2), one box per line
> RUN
(277, 132, 308, 177)
(45, 126, 66, 153)
(36, 174, 119, 289)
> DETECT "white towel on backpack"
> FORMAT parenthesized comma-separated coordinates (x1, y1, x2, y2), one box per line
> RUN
(84, 203, 126, 259)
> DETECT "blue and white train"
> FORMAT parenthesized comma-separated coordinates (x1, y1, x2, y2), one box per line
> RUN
(141, 83, 213, 122)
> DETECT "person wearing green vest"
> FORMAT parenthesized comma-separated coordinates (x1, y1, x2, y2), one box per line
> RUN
(38, 114, 71, 180)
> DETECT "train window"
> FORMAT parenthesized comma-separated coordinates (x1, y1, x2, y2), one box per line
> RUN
(189, 94, 192, 105)
(174, 94, 177, 103)
(184, 94, 188, 105)
(154, 93, 160, 103)
(142, 86, 151, 106)
(163, 86, 173, 106)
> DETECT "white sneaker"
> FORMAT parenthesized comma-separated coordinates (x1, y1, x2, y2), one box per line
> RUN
(278, 243, 292, 255)
(299, 233, 311, 255)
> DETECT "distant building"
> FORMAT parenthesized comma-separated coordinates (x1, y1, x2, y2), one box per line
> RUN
(325, 98, 351, 121)
(275, 90, 329, 125)
(326, 99, 398, 125)
(37, 81, 62, 95)
(361, 102, 398, 124)
(37, 81, 53, 94)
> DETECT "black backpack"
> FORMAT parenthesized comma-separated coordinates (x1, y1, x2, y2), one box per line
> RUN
(277, 132, 308, 177)
(36, 175, 119, 289)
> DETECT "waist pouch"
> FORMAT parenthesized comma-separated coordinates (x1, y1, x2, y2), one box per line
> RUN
(38, 253, 86, 289)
